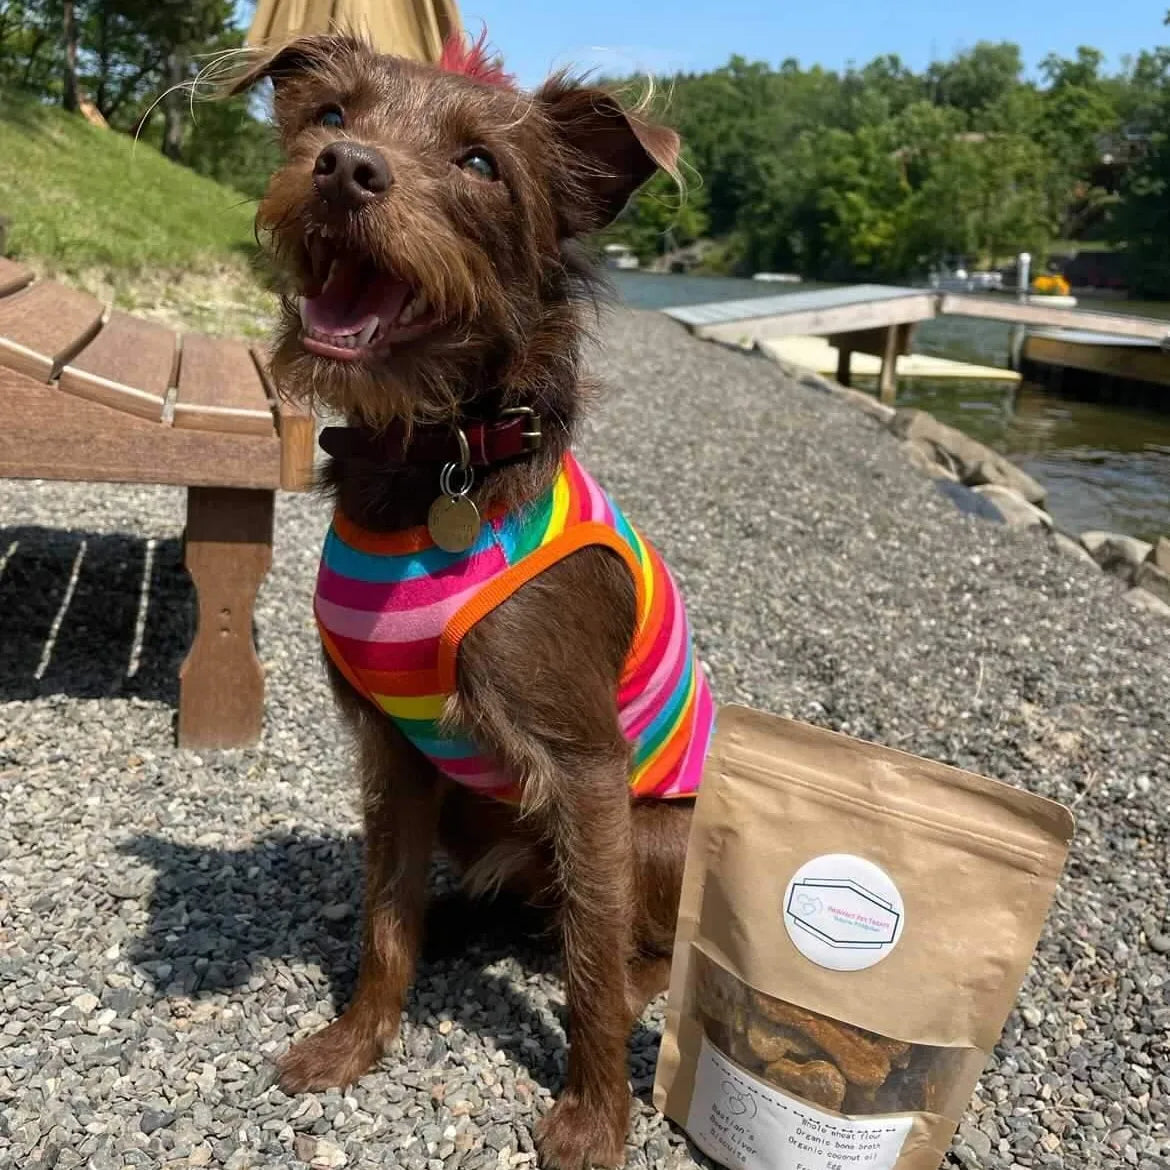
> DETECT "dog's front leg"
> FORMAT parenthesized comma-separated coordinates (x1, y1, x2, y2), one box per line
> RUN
(457, 547, 640, 1169)
(279, 704, 442, 1092)
(535, 754, 635, 1169)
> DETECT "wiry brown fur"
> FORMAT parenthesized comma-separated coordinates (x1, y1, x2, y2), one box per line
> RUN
(237, 36, 692, 1169)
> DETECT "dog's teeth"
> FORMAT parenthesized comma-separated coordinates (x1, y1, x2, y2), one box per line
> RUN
(298, 297, 309, 331)
(357, 319, 378, 347)
(399, 300, 416, 326)
(323, 259, 339, 292)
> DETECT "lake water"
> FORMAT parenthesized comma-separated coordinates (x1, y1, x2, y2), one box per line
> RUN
(612, 270, 1170, 543)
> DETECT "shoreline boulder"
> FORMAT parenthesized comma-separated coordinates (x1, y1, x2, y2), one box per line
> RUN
(890, 409, 1047, 506)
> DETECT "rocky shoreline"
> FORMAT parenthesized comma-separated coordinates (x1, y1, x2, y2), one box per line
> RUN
(750, 339, 1170, 620)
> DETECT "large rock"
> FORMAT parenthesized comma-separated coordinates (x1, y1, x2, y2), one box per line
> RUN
(1080, 531, 1153, 583)
(890, 410, 1046, 505)
(902, 439, 958, 480)
(972, 484, 1053, 531)
(1150, 535, 1170, 573)
(1135, 561, 1170, 607)
(1124, 586, 1170, 618)
(1050, 532, 1099, 567)
(934, 479, 1005, 522)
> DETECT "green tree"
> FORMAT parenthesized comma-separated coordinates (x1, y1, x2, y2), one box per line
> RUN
(601, 171, 709, 266)
(926, 42, 1024, 122)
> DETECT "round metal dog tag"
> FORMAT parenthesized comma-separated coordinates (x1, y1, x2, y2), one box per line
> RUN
(428, 494, 481, 553)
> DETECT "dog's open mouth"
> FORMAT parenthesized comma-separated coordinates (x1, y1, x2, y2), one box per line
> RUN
(297, 236, 436, 362)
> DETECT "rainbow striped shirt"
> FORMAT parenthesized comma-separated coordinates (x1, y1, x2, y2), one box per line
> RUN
(314, 453, 715, 802)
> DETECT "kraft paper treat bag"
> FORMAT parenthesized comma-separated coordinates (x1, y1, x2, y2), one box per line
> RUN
(654, 706, 1073, 1170)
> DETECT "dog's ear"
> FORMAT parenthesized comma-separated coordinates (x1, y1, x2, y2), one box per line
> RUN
(539, 79, 681, 234)
(226, 35, 350, 95)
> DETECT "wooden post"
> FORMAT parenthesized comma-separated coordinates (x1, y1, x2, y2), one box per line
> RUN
(178, 486, 274, 748)
(835, 346, 852, 387)
(878, 323, 899, 404)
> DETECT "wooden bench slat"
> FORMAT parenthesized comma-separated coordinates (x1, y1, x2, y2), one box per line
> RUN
(0, 281, 105, 381)
(0, 364, 282, 489)
(174, 334, 274, 436)
(251, 346, 315, 490)
(0, 257, 34, 299)
(59, 310, 176, 422)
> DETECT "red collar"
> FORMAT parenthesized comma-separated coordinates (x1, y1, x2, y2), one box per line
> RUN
(319, 408, 542, 467)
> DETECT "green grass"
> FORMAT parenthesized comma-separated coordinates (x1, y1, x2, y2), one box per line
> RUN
(0, 92, 275, 336)
(0, 92, 259, 270)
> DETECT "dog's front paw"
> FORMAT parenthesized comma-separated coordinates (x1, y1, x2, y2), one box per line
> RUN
(277, 1016, 385, 1093)
(535, 1092, 628, 1169)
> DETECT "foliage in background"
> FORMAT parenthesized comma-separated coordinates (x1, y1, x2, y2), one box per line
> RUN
(615, 37, 1170, 287)
(4, 1, 1170, 292)
(0, 0, 276, 194)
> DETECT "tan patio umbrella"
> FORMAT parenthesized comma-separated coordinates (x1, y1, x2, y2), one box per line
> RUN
(247, 0, 462, 64)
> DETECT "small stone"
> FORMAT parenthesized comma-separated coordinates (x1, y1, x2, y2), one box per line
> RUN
(295, 1134, 348, 1168)
(485, 1125, 513, 1152)
(139, 1110, 174, 1136)
(321, 903, 353, 922)
(1022, 1006, 1043, 1027)
(71, 993, 100, 1015)
(958, 1123, 993, 1160)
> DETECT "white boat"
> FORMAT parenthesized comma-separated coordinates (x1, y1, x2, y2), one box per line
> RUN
(603, 243, 639, 271)
(752, 272, 802, 283)
(929, 266, 1005, 293)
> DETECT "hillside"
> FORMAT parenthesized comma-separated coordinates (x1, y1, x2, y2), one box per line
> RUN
(0, 95, 274, 336)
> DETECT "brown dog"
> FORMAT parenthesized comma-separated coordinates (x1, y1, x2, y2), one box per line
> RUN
(233, 35, 712, 1169)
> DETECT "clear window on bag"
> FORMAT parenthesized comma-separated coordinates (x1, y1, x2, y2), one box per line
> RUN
(690, 950, 982, 1118)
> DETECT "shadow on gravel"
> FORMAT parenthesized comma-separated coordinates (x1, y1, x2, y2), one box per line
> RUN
(0, 526, 194, 704)
(120, 830, 664, 1095)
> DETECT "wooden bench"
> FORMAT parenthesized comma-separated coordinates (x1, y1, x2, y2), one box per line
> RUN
(0, 256, 314, 749)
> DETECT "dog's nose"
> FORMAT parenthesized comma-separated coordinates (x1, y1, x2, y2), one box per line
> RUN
(313, 141, 391, 208)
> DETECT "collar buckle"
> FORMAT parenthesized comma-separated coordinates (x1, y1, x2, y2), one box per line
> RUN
(499, 405, 543, 452)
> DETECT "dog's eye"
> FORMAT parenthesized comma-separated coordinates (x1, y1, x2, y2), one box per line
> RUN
(458, 149, 498, 182)
(317, 106, 345, 129)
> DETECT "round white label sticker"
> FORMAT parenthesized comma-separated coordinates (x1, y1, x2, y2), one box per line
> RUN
(782, 853, 905, 972)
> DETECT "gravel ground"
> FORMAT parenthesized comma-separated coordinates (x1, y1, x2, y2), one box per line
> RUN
(1, 308, 1168, 1170)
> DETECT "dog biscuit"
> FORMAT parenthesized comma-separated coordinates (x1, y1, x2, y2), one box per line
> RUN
(763, 1057, 847, 1111)
(750, 995, 897, 1088)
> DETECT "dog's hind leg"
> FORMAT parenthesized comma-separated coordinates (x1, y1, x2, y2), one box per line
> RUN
(625, 798, 694, 1020)
(279, 673, 444, 1092)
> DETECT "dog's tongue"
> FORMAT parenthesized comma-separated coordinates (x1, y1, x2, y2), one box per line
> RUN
(303, 259, 411, 337)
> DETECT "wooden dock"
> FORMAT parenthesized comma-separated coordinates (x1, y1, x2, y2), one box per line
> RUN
(758, 335, 1021, 382)
(663, 284, 1170, 403)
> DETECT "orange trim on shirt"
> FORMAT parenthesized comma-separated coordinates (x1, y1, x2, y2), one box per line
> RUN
(436, 522, 645, 693)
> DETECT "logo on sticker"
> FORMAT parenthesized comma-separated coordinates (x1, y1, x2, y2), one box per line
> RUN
(782, 854, 905, 972)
